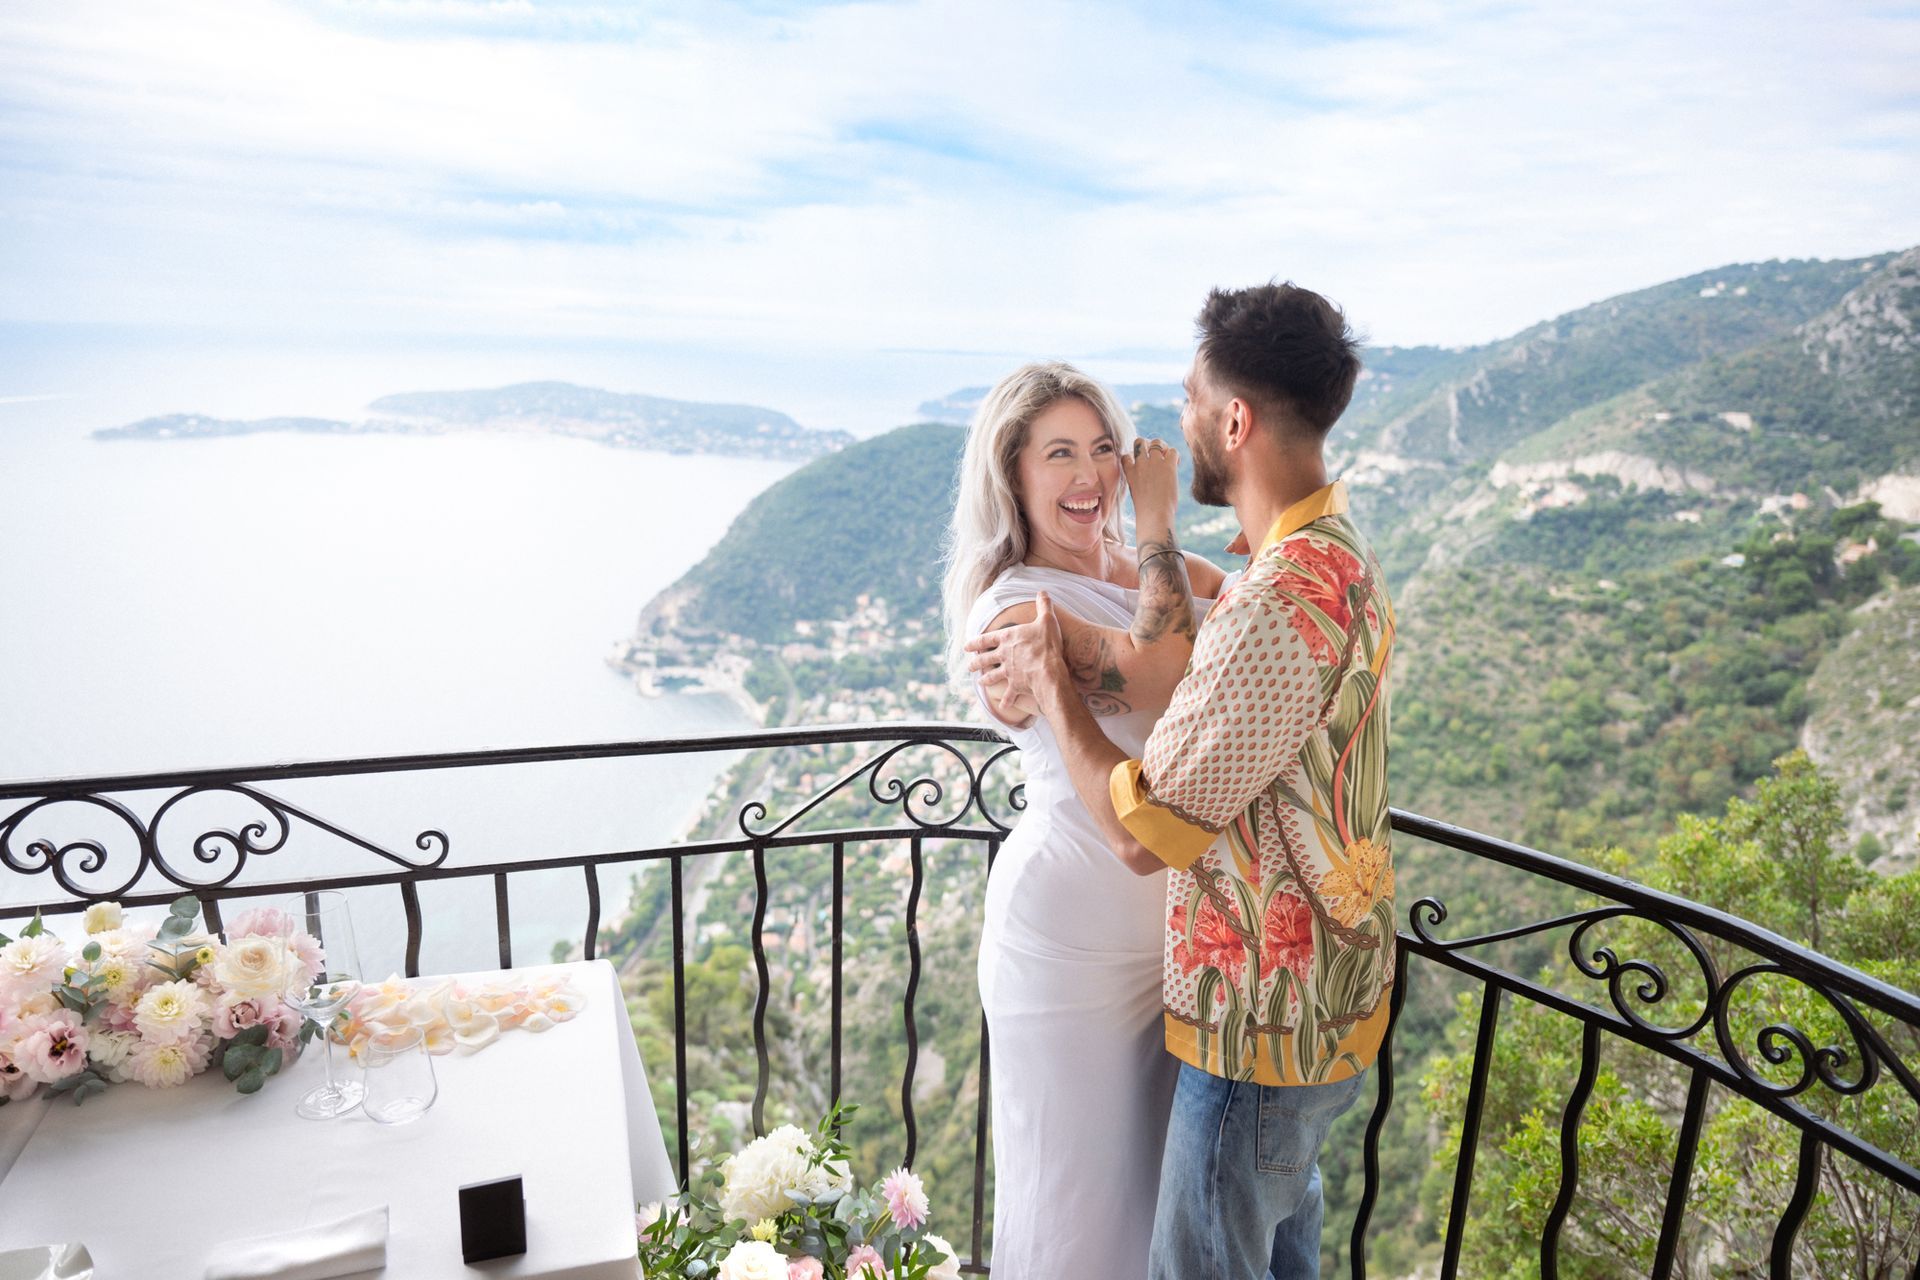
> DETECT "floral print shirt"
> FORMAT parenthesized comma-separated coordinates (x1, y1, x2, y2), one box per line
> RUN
(1110, 482, 1397, 1085)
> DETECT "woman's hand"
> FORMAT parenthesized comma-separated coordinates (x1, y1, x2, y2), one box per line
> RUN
(1121, 437, 1181, 539)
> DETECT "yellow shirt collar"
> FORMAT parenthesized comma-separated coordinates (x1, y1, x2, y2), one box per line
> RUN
(1253, 481, 1348, 558)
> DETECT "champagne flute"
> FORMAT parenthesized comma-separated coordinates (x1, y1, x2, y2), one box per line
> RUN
(278, 890, 366, 1119)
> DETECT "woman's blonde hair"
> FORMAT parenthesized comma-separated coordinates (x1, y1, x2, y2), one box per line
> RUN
(940, 361, 1137, 689)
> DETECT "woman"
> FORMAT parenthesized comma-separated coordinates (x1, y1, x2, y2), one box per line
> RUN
(939, 362, 1225, 1278)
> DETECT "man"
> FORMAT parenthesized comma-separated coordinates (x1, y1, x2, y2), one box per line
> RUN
(968, 282, 1397, 1278)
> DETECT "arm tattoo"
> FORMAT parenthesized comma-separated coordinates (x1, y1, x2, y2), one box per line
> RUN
(1065, 628, 1131, 717)
(1132, 537, 1198, 648)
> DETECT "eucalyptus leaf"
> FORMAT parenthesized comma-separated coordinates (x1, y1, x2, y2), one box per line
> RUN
(81, 941, 101, 963)
(168, 895, 199, 920)
(224, 1045, 263, 1079)
(235, 1067, 266, 1095)
(232, 1024, 270, 1047)
(260, 1047, 284, 1076)
(685, 1261, 709, 1278)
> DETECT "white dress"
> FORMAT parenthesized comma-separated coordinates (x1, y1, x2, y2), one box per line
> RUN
(968, 564, 1211, 1280)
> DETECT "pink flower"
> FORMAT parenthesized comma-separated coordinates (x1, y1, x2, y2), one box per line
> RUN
(0, 1045, 37, 1102)
(787, 1259, 824, 1280)
(286, 933, 325, 984)
(213, 994, 271, 1038)
(95, 999, 139, 1035)
(14, 1010, 89, 1084)
(844, 1246, 886, 1279)
(226, 907, 294, 939)
(262, 1001, 303, 1053)
(881, 1167, 928, 1231)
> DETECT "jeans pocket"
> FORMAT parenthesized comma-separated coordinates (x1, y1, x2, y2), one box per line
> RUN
(1255, 1074, 1365, 1174)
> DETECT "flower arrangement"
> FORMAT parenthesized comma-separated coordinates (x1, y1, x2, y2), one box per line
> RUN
(638, 1105, 960, 1280)
(0, 897, 319, 1104)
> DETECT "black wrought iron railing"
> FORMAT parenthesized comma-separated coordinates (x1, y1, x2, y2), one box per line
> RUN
(2, 722, 1915, 1276)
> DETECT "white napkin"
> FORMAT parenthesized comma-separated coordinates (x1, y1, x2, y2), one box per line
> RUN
(203, 1205, 387, 1280)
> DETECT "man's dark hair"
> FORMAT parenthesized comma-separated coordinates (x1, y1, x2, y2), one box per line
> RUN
(1195, 282, 1362, 436)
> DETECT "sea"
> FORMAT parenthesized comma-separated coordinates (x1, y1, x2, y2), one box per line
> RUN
(0, 406, 797, 975)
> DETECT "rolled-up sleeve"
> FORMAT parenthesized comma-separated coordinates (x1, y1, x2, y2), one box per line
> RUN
(1110, 580, 1320, 870)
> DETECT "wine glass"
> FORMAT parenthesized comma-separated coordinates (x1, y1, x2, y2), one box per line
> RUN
(278, 890, 366, 1119)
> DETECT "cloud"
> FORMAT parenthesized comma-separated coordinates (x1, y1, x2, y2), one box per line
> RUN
(1, 0, 1916, 387)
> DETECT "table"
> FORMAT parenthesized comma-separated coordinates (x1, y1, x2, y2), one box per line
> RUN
(0, 960, 676, 1279)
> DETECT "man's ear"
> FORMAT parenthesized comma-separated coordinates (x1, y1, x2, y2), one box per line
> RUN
(1223, 397, 1255, 453)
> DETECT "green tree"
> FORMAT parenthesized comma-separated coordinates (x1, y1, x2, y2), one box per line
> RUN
(1422, 753, 1920, 1275)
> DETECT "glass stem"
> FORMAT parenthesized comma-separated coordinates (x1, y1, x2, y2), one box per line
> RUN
(320, 1017, 337, 1093)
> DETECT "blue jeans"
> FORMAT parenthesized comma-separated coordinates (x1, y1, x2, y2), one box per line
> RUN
(1148, 1064, 1367, 1280)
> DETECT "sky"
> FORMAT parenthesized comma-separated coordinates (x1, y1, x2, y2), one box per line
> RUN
(2, 0, 1917, 430)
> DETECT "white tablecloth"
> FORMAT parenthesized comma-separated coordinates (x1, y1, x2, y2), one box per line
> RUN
(0, 960, 676, 1279)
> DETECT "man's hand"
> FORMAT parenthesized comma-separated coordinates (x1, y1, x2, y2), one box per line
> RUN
(965, 590, 1074, 716)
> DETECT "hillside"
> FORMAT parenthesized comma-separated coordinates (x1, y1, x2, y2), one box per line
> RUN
(1336, 254, 1886, 466)
(637, 423, 965, 643)
(1804, 583, 1920, 873)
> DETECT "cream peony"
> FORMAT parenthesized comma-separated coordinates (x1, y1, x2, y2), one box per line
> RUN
(920, 1234, 962, 1280)
(0, 934, 67, 996)
(134, 980, 211, 1045)
(211, 936, 297, 1000)
(718, 1125, 818, 1224)
(716, 1240, 787, 1280)
(82, 901, 125, 934)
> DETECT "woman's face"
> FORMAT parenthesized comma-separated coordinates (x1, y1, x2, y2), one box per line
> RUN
(1013, 396, 1122, 564)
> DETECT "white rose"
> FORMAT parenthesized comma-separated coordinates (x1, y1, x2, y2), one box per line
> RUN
(922, 1234, 962, 1280)
(719, 1126, 817, 1223)
(716, 1240, 786, 1280)
(210, 937, 294, 999)
(82, 902, 125, 934)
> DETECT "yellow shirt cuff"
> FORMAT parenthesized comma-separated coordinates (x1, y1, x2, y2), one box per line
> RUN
(1109, 759, 1217, 872)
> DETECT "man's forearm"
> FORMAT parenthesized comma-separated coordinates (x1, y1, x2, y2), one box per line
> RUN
(1035, 671, 1163, 875)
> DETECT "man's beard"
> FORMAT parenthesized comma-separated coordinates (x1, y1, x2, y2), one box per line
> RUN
(1189, 414, 1230, 507)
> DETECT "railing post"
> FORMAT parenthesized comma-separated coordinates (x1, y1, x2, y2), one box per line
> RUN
(1351, 943, 1411, 1280)
(1441, 982, 1502, 1280)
